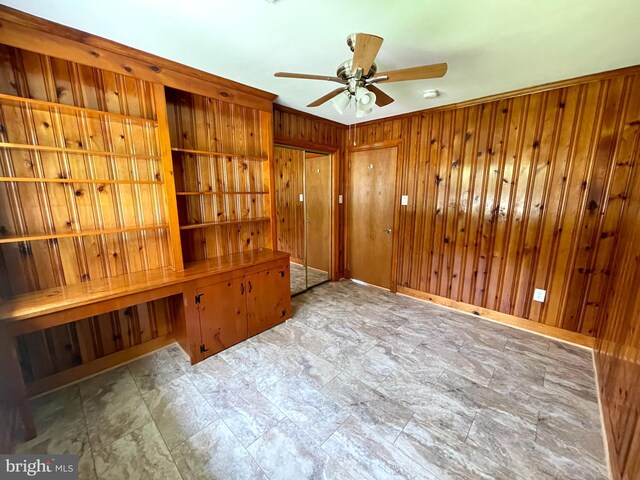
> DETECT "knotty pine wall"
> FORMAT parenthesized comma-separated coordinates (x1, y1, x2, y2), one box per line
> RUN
(0, 45, 174, 382)
(594, 133, 640, 479)
(274, 146, 305, 263)
(274, 105, 347, 277)
(351, 70, 640, 336)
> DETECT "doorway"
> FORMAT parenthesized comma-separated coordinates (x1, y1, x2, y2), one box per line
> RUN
(274, 146, 332, 295)
(348, 146, 398, 289)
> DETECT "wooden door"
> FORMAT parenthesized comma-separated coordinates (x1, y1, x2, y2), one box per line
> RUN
(305, 153, 331, 274)
(348, 147, 398, 288)
(197, 278, 247, 358)
(246, 264, 291, 337)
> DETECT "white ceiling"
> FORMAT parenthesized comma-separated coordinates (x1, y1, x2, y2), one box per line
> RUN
(5, 0, 640, 125)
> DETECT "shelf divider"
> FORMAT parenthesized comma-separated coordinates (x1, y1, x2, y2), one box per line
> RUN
(171, 147, 267, 162)
(0, 224, 169, 244)
(176, 191, 269, 196)
(0, 142, 159, 160)
(0, 177, 162, 185)
(179, 217, 271, 231)
(0, 92, 158, 126)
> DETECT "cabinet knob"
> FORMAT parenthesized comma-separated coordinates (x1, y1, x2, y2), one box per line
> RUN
(240, 283, 244, 295)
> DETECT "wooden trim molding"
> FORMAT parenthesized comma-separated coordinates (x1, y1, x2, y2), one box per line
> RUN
(26, 333, 177, 396)
(592, 353, 616, 480)
(356, 64, 640, 128)
(397, 286, 595, 348)
(274, 104, 347, 130)
(0, 5, 276, 111)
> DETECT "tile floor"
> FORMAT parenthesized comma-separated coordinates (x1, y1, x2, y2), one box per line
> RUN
(16, 280, 608, 480)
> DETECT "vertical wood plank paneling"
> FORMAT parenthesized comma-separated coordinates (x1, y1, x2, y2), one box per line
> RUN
(593, 97, 640, 479)
(352, 72, 640, 336)
(273, 146, 305, 263)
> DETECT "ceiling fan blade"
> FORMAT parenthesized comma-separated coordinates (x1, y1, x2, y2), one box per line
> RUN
(351, 33, 384, 74)
(373, 63, 448, 83)
(307, 87, 347, 107)
(366, 85, 394, 107)
(274, 72, 345, 83)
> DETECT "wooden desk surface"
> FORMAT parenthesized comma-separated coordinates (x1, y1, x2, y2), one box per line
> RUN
(0, 249, 289, 323)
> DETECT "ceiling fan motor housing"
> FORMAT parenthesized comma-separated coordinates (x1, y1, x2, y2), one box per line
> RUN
(337, 59, 377, 94)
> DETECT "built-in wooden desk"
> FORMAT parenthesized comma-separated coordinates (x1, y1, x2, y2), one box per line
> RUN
(0, 249, 291, 446)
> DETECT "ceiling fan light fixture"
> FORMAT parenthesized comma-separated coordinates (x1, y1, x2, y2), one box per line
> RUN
(331, 90, 351, 114)
(355, 86, 376, 107)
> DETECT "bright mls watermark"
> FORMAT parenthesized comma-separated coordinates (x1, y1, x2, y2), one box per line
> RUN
(0, 455, 78, 480)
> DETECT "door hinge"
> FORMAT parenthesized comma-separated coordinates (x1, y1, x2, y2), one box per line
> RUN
(195, 293, 204, 304)
(200, 344, 209, 354)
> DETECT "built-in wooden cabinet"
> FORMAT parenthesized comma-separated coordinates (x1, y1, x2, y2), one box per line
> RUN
(197, 278, 247, 358)
(196, 258, 290, 357)
(246, 262, 291, 337)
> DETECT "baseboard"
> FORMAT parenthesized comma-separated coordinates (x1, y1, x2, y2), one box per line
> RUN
(27, 334, 177, 397)
(593, 351, 616, 480)
(396, 286, 595, 349)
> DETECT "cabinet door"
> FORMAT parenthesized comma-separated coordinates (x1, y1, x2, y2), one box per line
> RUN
(246, 265, 291, 337)
(197, 278, 247, 358)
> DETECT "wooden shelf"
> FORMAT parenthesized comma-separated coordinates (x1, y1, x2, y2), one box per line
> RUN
(176, 191, 269, 196)
(171, 147, 267, 162)
(0, 93, 158, 126)
(180, 217, 270, 231)
(0, 142, 160, 160)
(0, 225, 169, 244)
(0, 177, 162, 185)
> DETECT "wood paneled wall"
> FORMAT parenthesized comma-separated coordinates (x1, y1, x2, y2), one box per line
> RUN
(274, 146, 305, 263)
(274, 105, 345, 149)
(594, 125, 640, 479)
(351, 70, 640, 336)
(0, 45, 174, 382)
(273, 105, 347, 277)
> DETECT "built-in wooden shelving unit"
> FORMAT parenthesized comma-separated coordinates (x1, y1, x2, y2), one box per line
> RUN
(0, 88, 169, 275)
(165, 87, 273, 262)
(0, 23, 278, 433)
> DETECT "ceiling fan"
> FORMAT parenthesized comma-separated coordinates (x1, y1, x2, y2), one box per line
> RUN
(274, 33, 447, 117)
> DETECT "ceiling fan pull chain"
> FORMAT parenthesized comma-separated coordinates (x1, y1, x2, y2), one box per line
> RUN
(353, 121, 357, 146)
